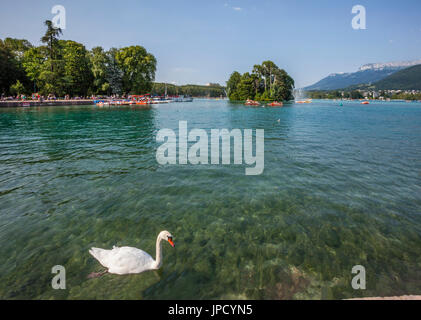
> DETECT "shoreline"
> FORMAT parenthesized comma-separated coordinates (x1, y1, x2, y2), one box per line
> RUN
(0, 99, 94, 108)
(1, 98, 420, 109)
(348, 295, 421, 300)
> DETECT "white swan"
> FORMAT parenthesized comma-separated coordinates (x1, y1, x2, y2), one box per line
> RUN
(88, 230, 175, 278)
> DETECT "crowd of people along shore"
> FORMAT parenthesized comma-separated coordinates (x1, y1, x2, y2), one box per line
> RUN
(0, 93, 130, 102)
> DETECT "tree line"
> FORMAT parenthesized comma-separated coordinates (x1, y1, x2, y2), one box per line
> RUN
(307, 90, 421, 100)
(152, 83, 225, 97)
(0, 20, 156, 97)
(226, 61, 294, 102)
(308, 90, 364, 100)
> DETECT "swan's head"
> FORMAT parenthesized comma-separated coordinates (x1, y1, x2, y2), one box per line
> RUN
(159, 230, 175, 248)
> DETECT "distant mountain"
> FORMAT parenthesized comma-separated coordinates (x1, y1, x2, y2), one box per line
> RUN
(359, 59, 421, 71)
(350, 64, 421, 91)
(305, 59, 421, 91)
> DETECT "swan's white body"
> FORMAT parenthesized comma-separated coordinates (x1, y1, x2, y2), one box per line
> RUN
(89, 231, 174, 275)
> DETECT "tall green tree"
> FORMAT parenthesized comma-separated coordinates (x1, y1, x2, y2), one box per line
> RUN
(115, 46, 157, 94)
(106, 48, 124, 95)
(22, 46, 47, 93)
(270, 68, 295, 101)
(226, 71, 241, 100)
(60, 40, 93, 96)
(22, 20, 66, 96)
(236, 72, 256, 100)
(89, 46, 109, 94)
(41, 20, 62, 71)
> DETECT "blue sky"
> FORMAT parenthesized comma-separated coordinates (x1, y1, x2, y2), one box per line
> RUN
(1, 0, 421, 87)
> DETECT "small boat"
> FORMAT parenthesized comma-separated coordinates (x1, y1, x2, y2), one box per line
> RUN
(150, 96, 174, 104)
(136, 100, 149, 105)
(96, 101, 108, 106)
(361, 101, 370, 105)
(171, 95, 193, 102)
(295, 99, 312, 104)
(245, 99, 260, 106)
(182, 95, 193, 102)
(267, 101, 283, 107)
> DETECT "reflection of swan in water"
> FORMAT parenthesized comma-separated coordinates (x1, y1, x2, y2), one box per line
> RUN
(88, 231, 175, 278)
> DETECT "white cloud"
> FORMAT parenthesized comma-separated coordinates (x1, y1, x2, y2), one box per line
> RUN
(224, 3, 243, 11)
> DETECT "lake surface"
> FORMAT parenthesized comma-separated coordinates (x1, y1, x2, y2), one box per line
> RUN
(1, 99, 421, 299)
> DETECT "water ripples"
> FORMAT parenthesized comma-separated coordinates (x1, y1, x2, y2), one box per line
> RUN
(1, 101, 421, 299)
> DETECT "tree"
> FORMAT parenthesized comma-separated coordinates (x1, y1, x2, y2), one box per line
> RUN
(41, 20, 62, 70)
(106, 48, 124, 95)
(226, 71, 241, 100)
(115, 46, 157, 94)
(22, 46, 47, 93)
(32, 20, 65, 96)
(0, 39, 31, 95)
(89, 46, 109, 94)
(237, 72, 256, 100)
(270, 68, 294, 101)
(3, 38, 33, 61)
(3, 20, 158, 98)
(152, 83, 225, 97)
(261, 60, 277, 92)
(61, 40, 93, 96)
(227, 61, 294, 102)
(10, 80, 25, 96)
(0, 40, 21, 95)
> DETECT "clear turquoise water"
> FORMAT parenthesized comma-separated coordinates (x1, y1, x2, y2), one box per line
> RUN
(1, 100, 421, 299)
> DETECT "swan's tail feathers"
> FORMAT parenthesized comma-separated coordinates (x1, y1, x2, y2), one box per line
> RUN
(89, 247, 107, 262)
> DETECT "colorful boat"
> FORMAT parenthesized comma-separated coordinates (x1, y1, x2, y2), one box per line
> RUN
(130, 94, 151, 105)
(361, 101, 370, 105)
(267, 101, 283, 107)
(245, 99, 260, 106)
(295, 99, 312, 104)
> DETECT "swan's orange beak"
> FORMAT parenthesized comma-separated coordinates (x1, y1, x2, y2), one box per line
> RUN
(168, 238, 175, 248)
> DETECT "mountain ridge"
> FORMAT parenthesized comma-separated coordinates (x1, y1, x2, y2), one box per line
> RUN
(305, 59, 421, 91)
(348, 64, 421, 91)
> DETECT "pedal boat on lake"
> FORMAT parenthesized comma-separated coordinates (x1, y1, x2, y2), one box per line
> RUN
(245, 99, 260, 106)
(295, 99, 312, 104)
(267, 101, 283, 107)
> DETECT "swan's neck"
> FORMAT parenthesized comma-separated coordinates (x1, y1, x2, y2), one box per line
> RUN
(153, 236, 163, 269)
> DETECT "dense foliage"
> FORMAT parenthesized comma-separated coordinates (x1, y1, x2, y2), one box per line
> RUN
(226, 61, 294, 101)
(0, 38, 32, 95)
(152, 83, 225, 97)
(1, 20, 156, 97)
(308, 90, 364, 100)
(308, 89, 421, 101)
